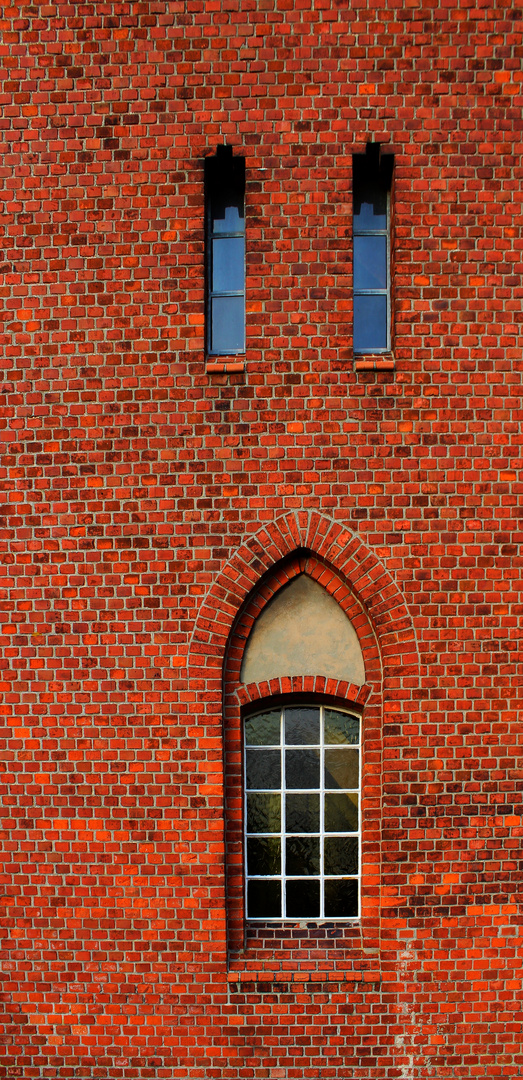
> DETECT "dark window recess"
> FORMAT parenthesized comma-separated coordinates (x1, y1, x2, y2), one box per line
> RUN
(353, 143, 393, 354)
(205, 146, 245, 355)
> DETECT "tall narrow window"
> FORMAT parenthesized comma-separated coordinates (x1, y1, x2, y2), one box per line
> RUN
(353, 144, 393, 354)
(205, 146, 245, 355)
(245, 703, 361, 921)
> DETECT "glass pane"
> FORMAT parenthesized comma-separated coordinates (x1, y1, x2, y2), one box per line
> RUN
(324, 878, 358, 918)
(247, 836, 281, 876)
(353, 184, 387, 230)
(286, 793, 320, 833)
(246, 792, 281, 834)
(354, 235, 387, 291)
(286, 748, 320, 789)
(324, 836, 358, 875)
(245, 710, 281, 746)
(211, 295, 245, 354)
(246, 749, 281, 790)
(324, 710, 360, 745)
(248, 878, 281, 919)
(285, 707, 320, 746)
(212, 236, 245, 293)
(324, 792, 359, 833)
(211, 194, 244, 234)
(286, 878, 320, 919)
(286, 836, 320, 876)
(353, 294, 387, 353)
(324, 749, 359, 790)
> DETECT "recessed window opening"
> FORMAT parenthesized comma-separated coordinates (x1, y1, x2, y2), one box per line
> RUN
(244, 702, 361, 921)
(353, 143, 393, 354)
(205, 145, 245, 355)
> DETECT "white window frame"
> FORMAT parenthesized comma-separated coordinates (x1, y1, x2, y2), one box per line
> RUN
(244, 703, 361, 922)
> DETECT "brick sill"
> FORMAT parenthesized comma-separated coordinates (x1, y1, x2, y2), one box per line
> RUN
(227, 966, 381, 986)
(227, 923, 380, 986)
(206, 357, 246, 374)
(354, 353, 395, 371)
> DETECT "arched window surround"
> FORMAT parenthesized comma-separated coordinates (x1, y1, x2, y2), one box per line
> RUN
(224, 550, 381, 957)
(187, 511, 418, 974)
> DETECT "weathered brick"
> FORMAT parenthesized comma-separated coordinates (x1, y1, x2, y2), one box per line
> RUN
(1, 2, 523, 1078)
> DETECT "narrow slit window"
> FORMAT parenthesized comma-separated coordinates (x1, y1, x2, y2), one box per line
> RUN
(205, 146, 245, 356)
(353, 145, 393, 354)
(244, 703, 361, 921)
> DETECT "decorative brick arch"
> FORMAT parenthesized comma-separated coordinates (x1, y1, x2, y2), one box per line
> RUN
(225, 549, 379, 710)
(188, 510, 418, 689)
(188, 511, 418, 962)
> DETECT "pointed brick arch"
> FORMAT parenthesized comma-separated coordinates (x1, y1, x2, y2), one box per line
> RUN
(187, 512, 419, 964)
(188, 510, 418, 689)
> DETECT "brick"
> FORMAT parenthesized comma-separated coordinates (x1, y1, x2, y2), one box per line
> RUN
(1, 3, 523, 1079)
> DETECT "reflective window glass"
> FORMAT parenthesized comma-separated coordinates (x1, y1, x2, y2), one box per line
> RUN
(353, 294, 387, 353)
(211, 295, 245, 354)
(206, 149, 245, 355)
(212, 236, 245, 293)
(353, 151, 391, 353)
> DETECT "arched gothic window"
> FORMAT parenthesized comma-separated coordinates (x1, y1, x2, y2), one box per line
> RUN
(239, 573, 365, 922)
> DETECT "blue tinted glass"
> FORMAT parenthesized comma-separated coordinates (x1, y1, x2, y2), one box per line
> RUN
(354, 235, 387, 291)
(211, 295, 245, 353)
(353, 184, 387, 231)
(353, 294, 387, 352)
(212, 236, 244, 293)
(212, 195, 244, 234)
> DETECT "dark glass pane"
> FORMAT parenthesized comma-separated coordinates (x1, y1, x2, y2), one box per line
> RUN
(211, 295, 245, 353)
(246, 749, 281, 790)
(286, 836, 320, 876)
(285, 707, 320, 746)
(324, 710, 360, 745)
(324, 836, 358, 875)
(245, 710, 281, 746)
(353, 294, 387, 353)
(324, 749, 359, 790)
(211, 194, 244, 234)
(324, 792, 359, 833)
(246, 792, 281, 834)
(354, 235, 387, 291)
(286, 878, 320, 919)
(324, 878, 358, 918)
(286, 793, 320, 833)
(353, 184, 387, 230)
(286, 748, 320, 789)
(212, 236, 245, 293)
(248, 878, 281, 919)
(247, 836, 281, 876)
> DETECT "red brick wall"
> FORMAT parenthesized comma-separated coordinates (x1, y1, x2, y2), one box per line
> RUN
(1, 2, 523, 1077)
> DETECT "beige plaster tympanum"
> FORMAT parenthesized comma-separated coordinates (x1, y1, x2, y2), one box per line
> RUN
(240, 574, 365, 686)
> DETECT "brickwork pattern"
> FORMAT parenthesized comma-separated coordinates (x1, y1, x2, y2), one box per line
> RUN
(1, 2, 523, 1078)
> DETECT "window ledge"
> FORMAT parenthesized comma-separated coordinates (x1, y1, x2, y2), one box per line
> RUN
(227, 965, 381, 986)
(354, 353, 395, 372)
(206, 358, 245, 374)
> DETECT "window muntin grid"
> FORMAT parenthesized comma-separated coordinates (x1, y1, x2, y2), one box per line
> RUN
(244, 705, 361, 921)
